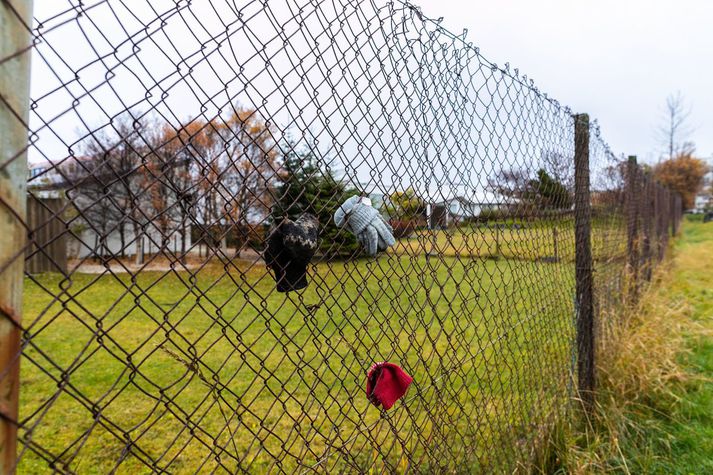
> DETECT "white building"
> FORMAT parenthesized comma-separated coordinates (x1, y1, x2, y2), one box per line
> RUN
(28, 162, 191, 260)
(430, 196, 501, 227)
(692, 193, 711, 213)
(691, 164, 712, 213)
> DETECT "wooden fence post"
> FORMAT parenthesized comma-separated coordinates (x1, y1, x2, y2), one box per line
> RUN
(667, 193, 673, 236)
(641, 173, 653, 281)
(661, 188, 667, 257)
(574, 113, 595, 410)
(655, 187, 665, 261)
(625, 156, 639, 301)
(0, 0, 34, 471)
(25, 196, 68, 275)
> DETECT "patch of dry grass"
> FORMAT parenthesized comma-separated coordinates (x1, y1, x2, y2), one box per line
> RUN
(545, 218, 713, 474)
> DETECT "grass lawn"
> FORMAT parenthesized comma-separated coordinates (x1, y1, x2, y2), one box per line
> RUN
(391, 217, 625, 264)
(18, 224, 589, 473)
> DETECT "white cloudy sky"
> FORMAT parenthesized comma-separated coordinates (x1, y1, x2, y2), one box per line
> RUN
(420, 0, 713, 164)
(28, 0, 711, 180)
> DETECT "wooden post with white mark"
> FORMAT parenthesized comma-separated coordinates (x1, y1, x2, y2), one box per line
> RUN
(0, 0, 33, 471)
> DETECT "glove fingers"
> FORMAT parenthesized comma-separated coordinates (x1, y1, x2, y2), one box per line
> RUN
(362, 226, 379, 256)
(334, 208, 346, 227)
(373, 217, 396, 247)
(379, 214, 394, 233)
(356, 229, 370, 252)
(335, 196, 396, 255)
(378, 235, 392, 251)
(334, 196, 359, 228)
(347, 203, 376, 235)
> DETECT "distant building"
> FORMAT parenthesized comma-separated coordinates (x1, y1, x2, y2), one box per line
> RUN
(366, 191, 388, 212)
(692, 192, 711, 213)
(27, 162, 65, 199)
(691, 165, 712, 213)
(355, 181, 389, 213)
(430, 196, 501, 228)
(27, 161, 191, 260)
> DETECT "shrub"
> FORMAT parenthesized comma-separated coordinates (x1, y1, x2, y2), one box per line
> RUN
(472, 207, 510, 223)
(390, 219, 420, 239)
(272, 139, 360, 259)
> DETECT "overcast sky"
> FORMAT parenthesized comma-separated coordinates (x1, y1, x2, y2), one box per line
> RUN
(28, 0, 712, 177)
(419, 0, 713, 164)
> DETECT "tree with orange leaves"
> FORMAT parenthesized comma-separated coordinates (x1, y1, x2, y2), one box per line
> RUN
(150, 119, 211, 262)
(214, 107, 279, 254)
(653, 152, 709, 210)
(71, 106, 278, 263)
(150, 106, 279, 258)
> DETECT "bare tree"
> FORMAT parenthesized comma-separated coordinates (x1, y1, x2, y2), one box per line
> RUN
(64, 114, 159, 264)
(62, 153, 124, 259)
(63, 115, 147, 261)
(541, 149, 574, 188)
(488, 148, 573, 216)
(658, 91, 695, 161)
(110, 116, 150, 264)
(183, 107, 278, 257)
(158, 122, 204, 262)
(66, 107, 278, 263)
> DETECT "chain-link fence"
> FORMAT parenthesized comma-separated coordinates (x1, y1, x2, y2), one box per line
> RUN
(0, 0, 681, 473)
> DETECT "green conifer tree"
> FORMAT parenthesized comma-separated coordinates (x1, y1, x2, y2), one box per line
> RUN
(273, 139, 360, 258)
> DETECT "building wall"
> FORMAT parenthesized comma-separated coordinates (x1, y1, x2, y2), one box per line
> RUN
(68, 224, 192, 259)
(693, 194, 711, 213)
(444, 199, 491, 221)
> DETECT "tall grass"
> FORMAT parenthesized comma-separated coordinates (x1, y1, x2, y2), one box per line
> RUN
(544, 218, 713, 473)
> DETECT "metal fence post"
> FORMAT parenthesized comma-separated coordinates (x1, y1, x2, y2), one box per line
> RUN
(0, 0, 33, 471)
(625, 156, 639, 301)
(574, 113, 594, 409)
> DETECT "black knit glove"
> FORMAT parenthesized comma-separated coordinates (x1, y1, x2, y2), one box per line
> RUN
(264, 214, 319, 292)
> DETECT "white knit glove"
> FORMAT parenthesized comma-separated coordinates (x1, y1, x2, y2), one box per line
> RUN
(334, 196, 395, 256)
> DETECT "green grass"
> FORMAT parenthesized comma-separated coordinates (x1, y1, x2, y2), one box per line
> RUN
(392, 217, 625, 264)
(19, 220, 633, 473)
(551, 217, 713, 473)
(621, 219, 713, 473)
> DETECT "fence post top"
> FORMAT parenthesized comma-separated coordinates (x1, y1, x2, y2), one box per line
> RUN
(628, 155, 637, 164)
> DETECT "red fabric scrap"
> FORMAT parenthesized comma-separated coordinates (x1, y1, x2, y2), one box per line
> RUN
(366, 362, 413, 410)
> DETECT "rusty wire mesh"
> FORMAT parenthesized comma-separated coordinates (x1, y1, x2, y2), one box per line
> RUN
(588, 141, 682, 355)
(0, 0, 681, 473)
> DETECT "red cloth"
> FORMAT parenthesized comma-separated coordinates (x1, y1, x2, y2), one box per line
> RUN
(366, 362, 413, 410)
